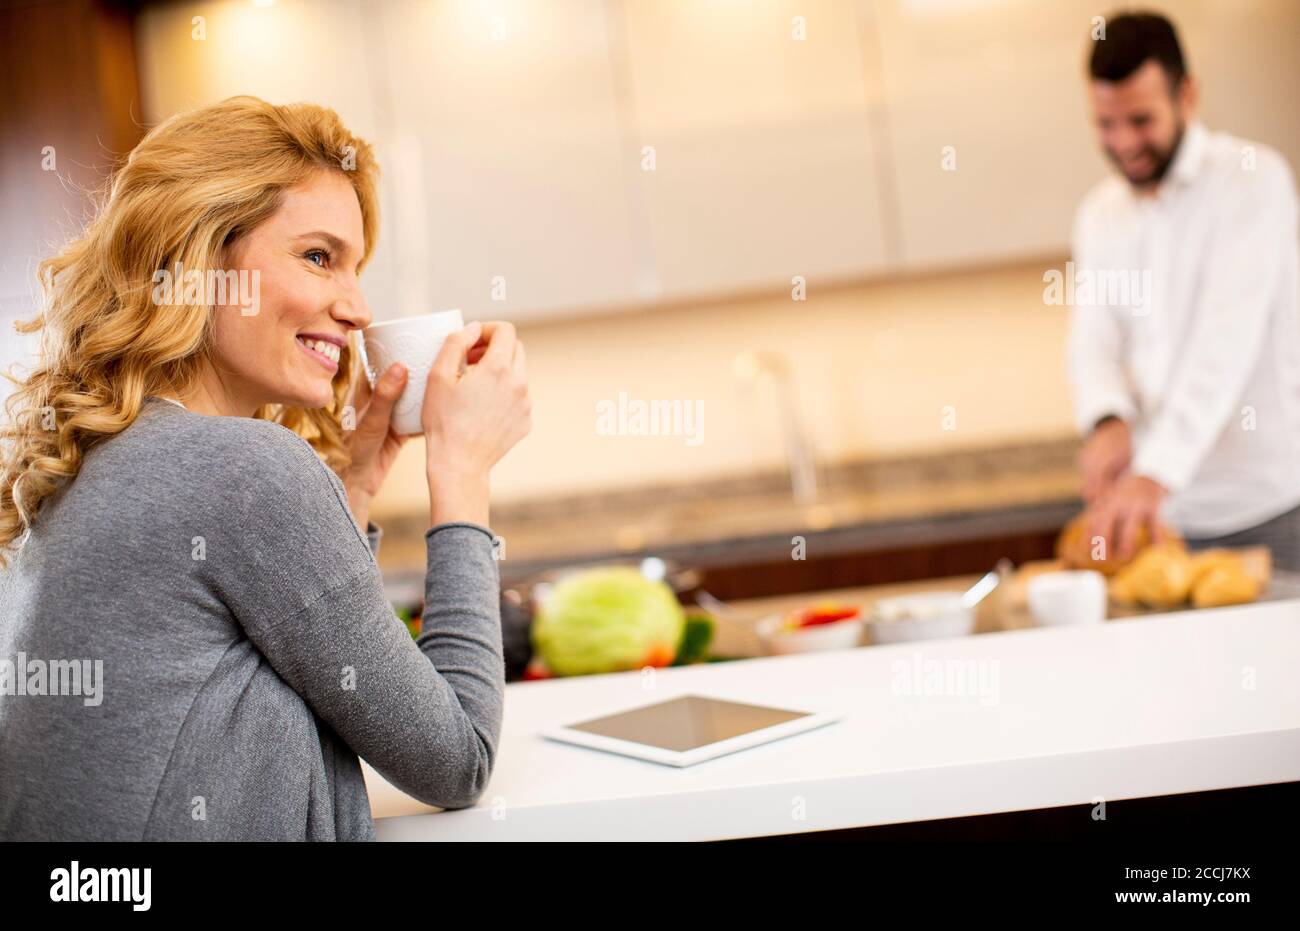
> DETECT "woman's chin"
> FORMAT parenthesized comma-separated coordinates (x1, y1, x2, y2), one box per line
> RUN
(276, 382, 336, 411)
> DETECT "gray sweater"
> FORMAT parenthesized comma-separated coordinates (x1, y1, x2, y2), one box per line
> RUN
(0, 397, 505, 840)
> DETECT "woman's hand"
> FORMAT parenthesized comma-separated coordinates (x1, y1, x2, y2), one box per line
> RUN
(341, 362, 410, 530)
(422, 320, 531, 527)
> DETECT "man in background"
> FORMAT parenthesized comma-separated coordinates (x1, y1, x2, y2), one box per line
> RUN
(1069, 11, 1300, 570)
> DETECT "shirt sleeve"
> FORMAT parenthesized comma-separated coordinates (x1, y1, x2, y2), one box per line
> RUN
(1132, 156, 1298, 492)
(1066, 197, 1140, 434)
(200, 422, 504, 811)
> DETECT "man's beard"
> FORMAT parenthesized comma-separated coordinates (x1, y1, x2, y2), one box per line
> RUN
(1108, 120, 1185, 188)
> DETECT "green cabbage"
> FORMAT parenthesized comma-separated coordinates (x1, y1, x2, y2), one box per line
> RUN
(532, 567, 686, 677)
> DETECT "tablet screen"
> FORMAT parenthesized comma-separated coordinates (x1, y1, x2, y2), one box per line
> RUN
(567, 695, 810, 752)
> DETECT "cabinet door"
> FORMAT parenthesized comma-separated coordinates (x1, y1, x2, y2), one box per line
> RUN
(136, 0, 382, 139)
(374, 0, 645, 322)
(621, 0, 892, 299)
(872, 0, 1109, 269)
(1192, 0, 1300, 173)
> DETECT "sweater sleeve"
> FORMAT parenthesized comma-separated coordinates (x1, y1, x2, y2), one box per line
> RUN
(199, 421, 504, 810)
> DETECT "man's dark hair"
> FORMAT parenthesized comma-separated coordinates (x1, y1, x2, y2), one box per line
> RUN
(1089, 12, 1187, 88)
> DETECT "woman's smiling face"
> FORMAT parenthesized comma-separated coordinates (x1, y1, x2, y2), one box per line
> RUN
(206, 170, 371, 413)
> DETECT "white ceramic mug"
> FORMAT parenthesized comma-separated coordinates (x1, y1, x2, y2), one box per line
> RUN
(1026, 570, 1108, 626)
(361, 309, 464, 436)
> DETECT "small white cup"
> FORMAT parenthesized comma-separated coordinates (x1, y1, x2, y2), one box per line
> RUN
(1027, 570, 1108, 626)
(362, 309, 464, 435)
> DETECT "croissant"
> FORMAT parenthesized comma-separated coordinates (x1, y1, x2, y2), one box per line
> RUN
(1189, 549, 1244, 585)
(1117, 543, 1194, 608)
(1109, 571, 1142, 608)
(1191, 563, 1260, 608)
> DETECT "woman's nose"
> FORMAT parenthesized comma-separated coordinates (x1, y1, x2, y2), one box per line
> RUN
(330, 281, 372, 330)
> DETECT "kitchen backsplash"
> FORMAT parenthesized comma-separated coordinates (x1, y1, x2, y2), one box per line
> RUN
(371, 257, 1077, 518)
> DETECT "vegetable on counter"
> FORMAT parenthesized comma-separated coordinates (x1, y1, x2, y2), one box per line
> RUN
(524, 611, 716, 680)
(781, 603, 861, 632)
(531, 567, 687, 677)
(394, 605, 420, 640)
(672, 613, 715, 666)
(521, 658, 554, 680)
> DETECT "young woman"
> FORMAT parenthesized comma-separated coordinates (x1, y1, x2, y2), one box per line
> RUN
(0, 96, 531, 840)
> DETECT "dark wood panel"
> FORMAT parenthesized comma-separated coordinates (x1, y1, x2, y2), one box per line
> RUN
(693, 528, 1059, 600)
(0, 0, 143, 303)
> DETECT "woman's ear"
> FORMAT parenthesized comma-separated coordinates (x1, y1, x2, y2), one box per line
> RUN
(218, 226, 254, 271)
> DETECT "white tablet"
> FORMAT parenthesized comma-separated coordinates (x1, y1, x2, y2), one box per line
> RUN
(541, 694, 844, 767)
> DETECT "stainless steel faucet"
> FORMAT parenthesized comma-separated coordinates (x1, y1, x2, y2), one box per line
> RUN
(732, 351, 820, 505)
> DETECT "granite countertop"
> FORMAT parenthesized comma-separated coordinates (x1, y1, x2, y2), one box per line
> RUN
(375, 437, 1084, 595)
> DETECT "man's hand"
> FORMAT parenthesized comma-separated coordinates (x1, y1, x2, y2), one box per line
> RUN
(1085, 473, 1168, 562)
(1079, 417, 1132, 504)
(342, 362, 411, 530)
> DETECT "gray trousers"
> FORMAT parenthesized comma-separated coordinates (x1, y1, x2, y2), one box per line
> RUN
(1186, 502, 1300, 573)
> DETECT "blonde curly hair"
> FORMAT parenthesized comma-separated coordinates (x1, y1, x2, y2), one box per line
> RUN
(0, 96, 381, 565)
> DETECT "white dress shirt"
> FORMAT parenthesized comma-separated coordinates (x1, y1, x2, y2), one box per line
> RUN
(1068, 121, 1300, 537)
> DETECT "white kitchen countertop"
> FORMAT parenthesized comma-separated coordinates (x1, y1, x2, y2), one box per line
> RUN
(364, 599, 1300, 841)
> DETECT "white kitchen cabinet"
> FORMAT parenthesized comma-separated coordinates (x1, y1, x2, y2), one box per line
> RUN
(621, 0, 892, 299)
(130, 0, 1300, 320)
(371, 0, 648, 322)
(1191, 0, 1300, 180)
(871, 0, 1110, 269)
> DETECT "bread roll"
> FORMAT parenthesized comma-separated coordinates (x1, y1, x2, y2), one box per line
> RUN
(1191, 563, 1260, 608)
(1189, 549, 1244, 586)
(1109, 571, 1142, 608)
(1118, 543, 1194, 608)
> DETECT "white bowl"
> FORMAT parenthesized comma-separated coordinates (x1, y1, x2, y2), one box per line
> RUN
(1026, 570, 1107, 626)
(866, 592, 975, 644)
(756, 613, 865, 655)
